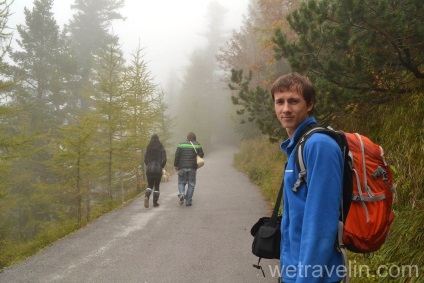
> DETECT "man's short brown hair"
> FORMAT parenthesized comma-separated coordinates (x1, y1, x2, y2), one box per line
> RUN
(187, 132, 196, 141)
(270, 73, 316, 112)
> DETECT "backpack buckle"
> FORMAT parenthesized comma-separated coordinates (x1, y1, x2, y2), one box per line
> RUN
(292, 171, 306, 192)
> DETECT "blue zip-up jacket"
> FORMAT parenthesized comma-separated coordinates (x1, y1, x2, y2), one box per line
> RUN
(280, 117, 344, 283)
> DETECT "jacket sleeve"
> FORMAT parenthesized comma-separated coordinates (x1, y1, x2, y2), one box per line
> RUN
(197, 144, 204, 158)
(196, 141, 205, 157)
(144, 150, 148, 166)
(174, 146, 180, 167)
(161, 148, 167, 168)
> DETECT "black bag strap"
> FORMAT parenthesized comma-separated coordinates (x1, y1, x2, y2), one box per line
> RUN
(269, 163, 287, 225)
(269, 183, 282, 224)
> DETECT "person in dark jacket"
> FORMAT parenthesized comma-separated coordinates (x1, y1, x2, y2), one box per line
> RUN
(144, 134, 167, 208)
(174, 132, 204, 206)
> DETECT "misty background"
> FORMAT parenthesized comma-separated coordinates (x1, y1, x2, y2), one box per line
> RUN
(9, 0, 251, 149)
(10, 0, 249, 85)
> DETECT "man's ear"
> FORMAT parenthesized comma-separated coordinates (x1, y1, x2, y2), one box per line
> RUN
(307, 101, 315, 114)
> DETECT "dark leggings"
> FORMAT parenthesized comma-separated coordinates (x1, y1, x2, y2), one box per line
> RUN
(146, 173, 162, 192)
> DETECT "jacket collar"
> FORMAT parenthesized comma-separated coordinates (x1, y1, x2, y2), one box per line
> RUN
(280, 116, 317, 155)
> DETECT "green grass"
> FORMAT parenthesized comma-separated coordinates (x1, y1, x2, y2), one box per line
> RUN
(234, 135, 286, 206)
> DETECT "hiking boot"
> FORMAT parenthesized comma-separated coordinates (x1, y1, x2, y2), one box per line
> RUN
(144, 197, 149, 208)
(144, 188, 152, 208)
(153, 191, 160, 207)
(179, 195, 184, 206)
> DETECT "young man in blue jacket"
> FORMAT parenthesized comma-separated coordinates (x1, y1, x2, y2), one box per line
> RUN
(271, 73, 344, 283)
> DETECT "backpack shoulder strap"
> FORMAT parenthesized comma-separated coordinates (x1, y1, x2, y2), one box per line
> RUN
(292, 126, 347, 192)
(293, 127, 353, 219)
(292, 124, 325, 192)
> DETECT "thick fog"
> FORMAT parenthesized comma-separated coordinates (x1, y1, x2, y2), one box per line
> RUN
(8, 0, 251, 148)
(9, 0, 249, 87)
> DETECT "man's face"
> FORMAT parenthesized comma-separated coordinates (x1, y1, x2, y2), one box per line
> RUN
(274, 91, 314, 139)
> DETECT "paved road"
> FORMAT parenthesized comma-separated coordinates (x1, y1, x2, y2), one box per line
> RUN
(0, 146, 280, 283)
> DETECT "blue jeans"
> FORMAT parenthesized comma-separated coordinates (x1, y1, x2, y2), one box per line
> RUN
(178, 168, 197, 205)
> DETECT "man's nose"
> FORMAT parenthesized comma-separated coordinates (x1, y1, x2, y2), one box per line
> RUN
(281, 103, 291, 113)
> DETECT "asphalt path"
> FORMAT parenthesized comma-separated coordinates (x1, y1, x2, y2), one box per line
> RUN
(0, 146, 280, 283)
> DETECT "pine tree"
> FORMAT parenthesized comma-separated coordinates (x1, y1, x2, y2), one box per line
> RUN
(272, 0, 424, 117)
(11, 0, 72, 127)
(217, 0, 296, 141)
(67, 0, 125, 110)
(91, 34, 126, 199)
(0, 0, 15, 200)
(124, 45, 162, 192)
(6, 0, 72, 240)
(48, 112, 100, 222)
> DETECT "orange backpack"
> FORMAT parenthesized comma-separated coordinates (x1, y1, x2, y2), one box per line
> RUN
(294, 125, 396, 253)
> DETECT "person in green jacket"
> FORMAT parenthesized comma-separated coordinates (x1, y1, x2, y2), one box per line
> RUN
(174, 132, 204, 206)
